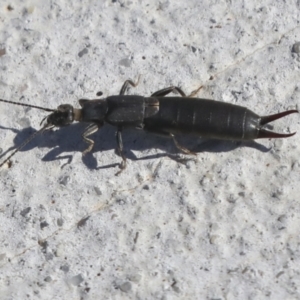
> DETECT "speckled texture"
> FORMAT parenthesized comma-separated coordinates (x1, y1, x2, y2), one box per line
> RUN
(0, 1, 299, 299)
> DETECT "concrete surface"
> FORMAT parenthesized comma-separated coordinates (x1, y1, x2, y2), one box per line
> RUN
(0, 1, 299, 299)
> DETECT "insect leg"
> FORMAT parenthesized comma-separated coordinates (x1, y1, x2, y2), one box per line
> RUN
(188, 85, 203, 97)
(151, 85, 202, 97)
(82, 123, 102, 156)
(151, 86, 187, 97)
(115, 127, 127, 173)
(144, 127, 196, 155)
(119, 75, 141, 95)
(170, 133, 196, 155)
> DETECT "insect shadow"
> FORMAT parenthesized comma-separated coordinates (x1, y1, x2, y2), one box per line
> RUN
(0, 123, 270, 171)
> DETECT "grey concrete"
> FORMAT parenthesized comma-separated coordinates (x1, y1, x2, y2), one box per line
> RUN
(0, 1, 299, 299)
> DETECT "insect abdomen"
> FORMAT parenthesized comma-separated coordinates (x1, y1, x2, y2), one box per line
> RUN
(144, 97, 260, 140)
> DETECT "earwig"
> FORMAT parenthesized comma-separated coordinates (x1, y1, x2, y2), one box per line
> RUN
(0, 79, 298, 173)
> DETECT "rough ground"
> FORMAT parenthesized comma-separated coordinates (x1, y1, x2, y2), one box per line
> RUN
(0, 1, 299, 299)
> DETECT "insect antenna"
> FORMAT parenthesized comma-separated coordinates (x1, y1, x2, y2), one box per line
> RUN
(0, 124, 52, 168)
(0, 98, 55, 112)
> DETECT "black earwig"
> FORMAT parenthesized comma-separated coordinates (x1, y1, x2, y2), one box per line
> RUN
(0, 78, 298, 173)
